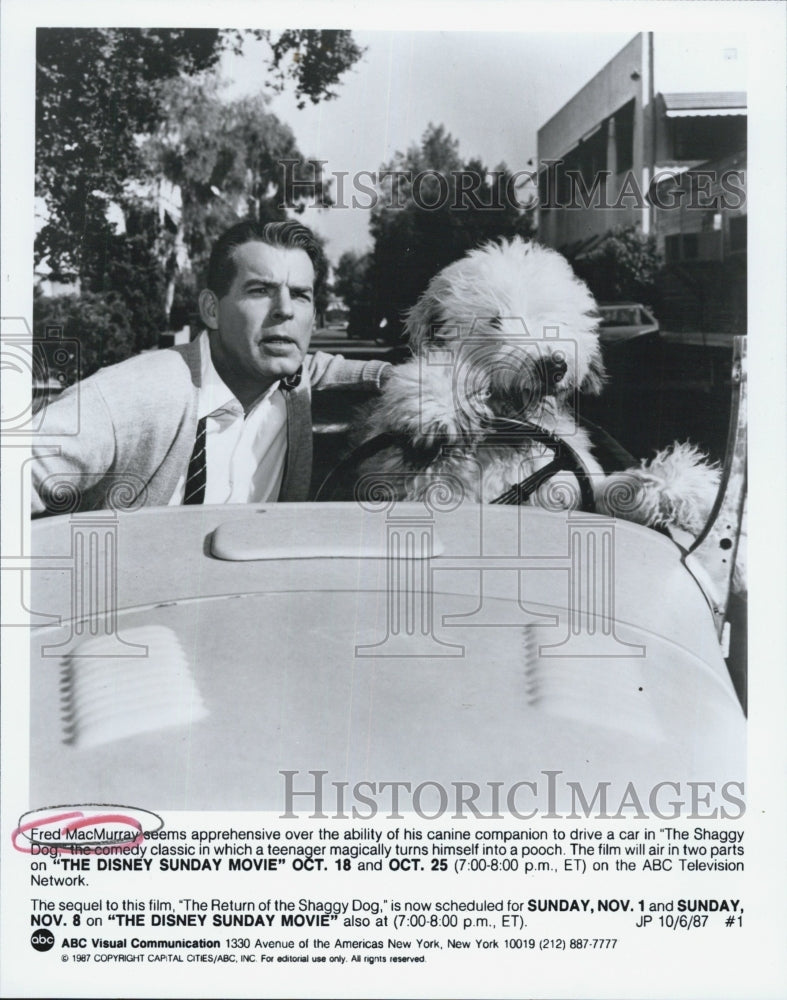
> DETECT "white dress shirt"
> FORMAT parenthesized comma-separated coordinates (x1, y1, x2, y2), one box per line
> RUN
(169, 332, 287, 505)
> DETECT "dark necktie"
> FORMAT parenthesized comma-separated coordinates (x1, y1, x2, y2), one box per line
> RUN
(183, 416, 207, 505)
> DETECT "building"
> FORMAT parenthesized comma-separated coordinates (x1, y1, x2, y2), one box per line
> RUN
(537, 33, 747, 333)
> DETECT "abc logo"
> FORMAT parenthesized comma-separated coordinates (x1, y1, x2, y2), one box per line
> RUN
(31, 929, 55, 952)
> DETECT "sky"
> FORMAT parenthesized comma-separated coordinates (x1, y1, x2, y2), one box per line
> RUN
(221, 31, 636, 263)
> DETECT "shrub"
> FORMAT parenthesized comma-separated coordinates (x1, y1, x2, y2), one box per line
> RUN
(33, 289, 138, 387)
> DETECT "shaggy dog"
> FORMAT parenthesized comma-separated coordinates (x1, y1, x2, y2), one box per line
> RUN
(351, 238, 719, 537)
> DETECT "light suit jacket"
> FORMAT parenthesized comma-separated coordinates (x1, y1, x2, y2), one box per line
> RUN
(31, 338, 390, 515)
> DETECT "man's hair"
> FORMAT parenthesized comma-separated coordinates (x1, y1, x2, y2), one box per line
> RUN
(206, 219, 327, 300)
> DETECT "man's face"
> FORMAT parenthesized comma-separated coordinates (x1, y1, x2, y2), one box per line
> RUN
(204, 241, 316, 393)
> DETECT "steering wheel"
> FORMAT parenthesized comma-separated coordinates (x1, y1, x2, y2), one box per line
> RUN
(484, 418, 596, 510)
(315, 418, 597, 512)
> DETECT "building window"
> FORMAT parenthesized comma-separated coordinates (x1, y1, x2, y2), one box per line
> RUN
(671, 115, 747, 162)
(664, 234, 681, 263)
(728, 215, 747, 253)
(682, 234, 699, 260)
(614, 99, 635, 174)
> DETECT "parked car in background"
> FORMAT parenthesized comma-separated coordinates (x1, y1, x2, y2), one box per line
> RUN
(323, 305, 350, 331)
(596, 302, 660, 345)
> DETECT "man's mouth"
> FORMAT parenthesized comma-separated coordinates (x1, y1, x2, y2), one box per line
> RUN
(261, 335, 298, 347)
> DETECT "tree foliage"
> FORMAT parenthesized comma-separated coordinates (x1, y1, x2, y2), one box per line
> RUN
(265, 30, 366, 109)
(340, 124, 536, 343)
(36, 27, 362, 280)
(334, 250, 376, 339)
(34, 27, 363, 364)
(33, 288, 138, 384)
(142, 75, 331, 284)
(570, 226, 662, 305)
(35, 28, 223, 278)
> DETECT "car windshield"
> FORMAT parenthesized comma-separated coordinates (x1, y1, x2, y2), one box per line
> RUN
(599, 307, 642, 327)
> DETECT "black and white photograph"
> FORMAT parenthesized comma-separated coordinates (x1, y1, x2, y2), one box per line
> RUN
(1, 2, 785, 998)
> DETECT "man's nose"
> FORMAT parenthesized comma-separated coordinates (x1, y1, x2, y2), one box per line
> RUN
(272, 285, 294, 318)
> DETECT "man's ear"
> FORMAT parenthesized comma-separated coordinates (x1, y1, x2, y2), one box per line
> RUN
(198, 289, 219, 330)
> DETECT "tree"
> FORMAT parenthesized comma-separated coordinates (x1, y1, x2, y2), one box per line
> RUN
(33, 288, 138, 384)
(569, 226, 662, 305)
(35, 29, 223, 280)
(147, 72, 341, 326)
(34, 27, 363, 369)
(141, 75, 333, 295)
(346, 124, 536, 343)
(265, 30, 366, 109)
(35, 27, 363, 280)
(334, 250, 376, 339)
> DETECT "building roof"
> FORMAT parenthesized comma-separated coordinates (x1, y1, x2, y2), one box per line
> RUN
(662, 92, 747, 117)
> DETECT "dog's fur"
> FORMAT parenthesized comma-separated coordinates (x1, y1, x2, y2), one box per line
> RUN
(356, 238, 720, 536)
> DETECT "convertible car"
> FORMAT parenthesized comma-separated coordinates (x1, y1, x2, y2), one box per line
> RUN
(27, 342, 746, 815)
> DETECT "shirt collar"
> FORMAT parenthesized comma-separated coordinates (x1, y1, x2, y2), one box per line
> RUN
(197, 330, 281, 419)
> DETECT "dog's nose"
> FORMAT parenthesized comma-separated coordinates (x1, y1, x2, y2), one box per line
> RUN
(545, 352, 568, 388)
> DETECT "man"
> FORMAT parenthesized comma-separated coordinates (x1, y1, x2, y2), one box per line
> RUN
(31, 220, 391, 515)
